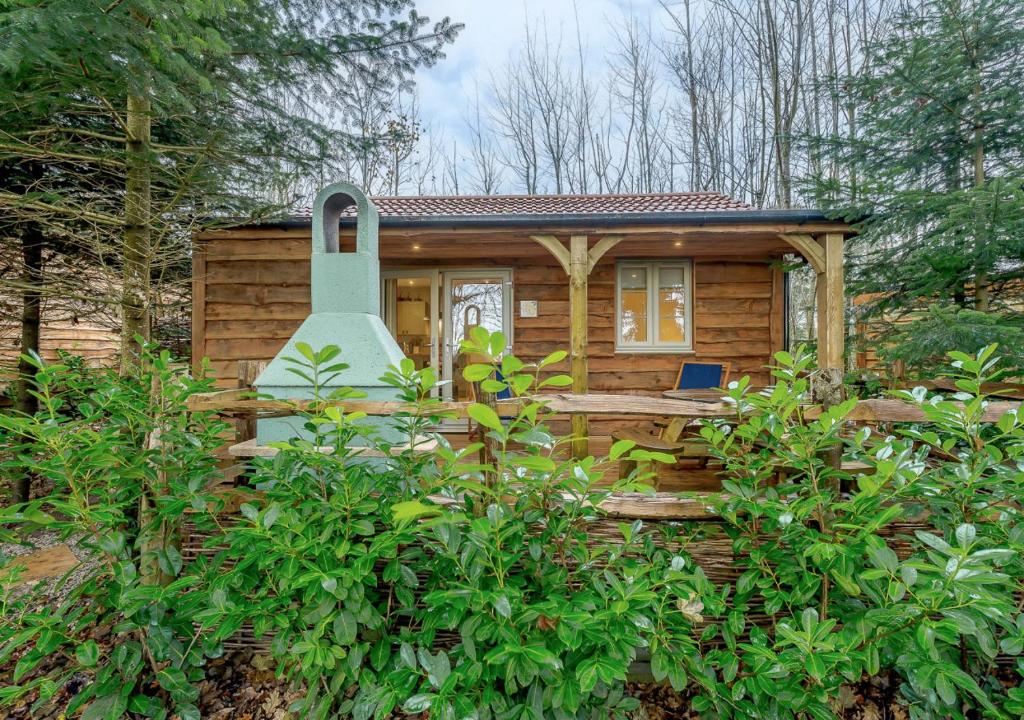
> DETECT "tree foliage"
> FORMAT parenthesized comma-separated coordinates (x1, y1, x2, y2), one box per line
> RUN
(810, 0, 1024, 373)
(0, 0, 459, 363)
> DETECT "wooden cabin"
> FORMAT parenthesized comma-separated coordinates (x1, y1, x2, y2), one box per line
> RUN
(0, 279, 120, 393)
(192, 192, 851, 458)
(0, 315, 119, 385)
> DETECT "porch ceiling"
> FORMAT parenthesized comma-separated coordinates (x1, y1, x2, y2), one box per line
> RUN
(366, 225, 844, 262)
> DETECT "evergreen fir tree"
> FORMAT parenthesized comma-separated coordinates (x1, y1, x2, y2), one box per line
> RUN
(0, 0, 460, 369)
(810, 0, 1024, 374)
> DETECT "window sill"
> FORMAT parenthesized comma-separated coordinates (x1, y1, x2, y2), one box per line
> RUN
(615, 347, 696, 355)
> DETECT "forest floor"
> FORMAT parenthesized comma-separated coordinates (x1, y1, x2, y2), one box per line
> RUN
(0, 643, 911, 720)
(0, 646, 914, 720)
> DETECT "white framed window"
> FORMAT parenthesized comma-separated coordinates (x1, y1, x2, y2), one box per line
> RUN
(615, 261, 693, 352)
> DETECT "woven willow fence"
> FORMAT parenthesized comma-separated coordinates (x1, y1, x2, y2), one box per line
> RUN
(181, 389, 1022, 658)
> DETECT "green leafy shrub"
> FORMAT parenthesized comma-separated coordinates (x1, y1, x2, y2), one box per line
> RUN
(204, 334, 698, 720)
(0, 349, 228, 719)
(2, 338, 1023, 720)
(697, 344, 1024, 719)
(199, 345, 459, 718)
(363, 329, 711, 720)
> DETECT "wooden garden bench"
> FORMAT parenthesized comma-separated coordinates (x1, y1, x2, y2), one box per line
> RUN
(613, 417, 715, 487)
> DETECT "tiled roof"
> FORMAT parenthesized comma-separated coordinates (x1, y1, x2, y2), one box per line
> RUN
(367, 192, 752, 216)
(293, 192, 752, 220)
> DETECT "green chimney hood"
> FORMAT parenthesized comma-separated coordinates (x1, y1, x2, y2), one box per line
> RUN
(253, 182, 406, 444)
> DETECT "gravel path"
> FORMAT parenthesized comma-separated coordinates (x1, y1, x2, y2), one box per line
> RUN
(1, 531, 99, 604)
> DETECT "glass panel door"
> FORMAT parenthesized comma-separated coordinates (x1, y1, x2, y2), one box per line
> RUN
(442, 270, 512, 402)
(382, 270, 439, 375)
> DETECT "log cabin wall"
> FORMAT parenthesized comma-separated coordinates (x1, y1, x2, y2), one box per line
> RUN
(0, 320, 119, 389)
(194, 226, 786, 436)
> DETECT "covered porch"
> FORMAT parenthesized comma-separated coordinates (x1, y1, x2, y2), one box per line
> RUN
(370, 220, 849, 457)
(192, 192, 851, 486)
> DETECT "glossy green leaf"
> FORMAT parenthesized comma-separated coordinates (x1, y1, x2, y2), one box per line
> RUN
(467, 403, 502, 431)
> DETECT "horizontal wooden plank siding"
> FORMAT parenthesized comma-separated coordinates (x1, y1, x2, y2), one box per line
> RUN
(193, 230, 785, 399)
(1, 321, 119, 387)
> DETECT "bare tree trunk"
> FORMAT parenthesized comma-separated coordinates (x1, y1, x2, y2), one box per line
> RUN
(972, 78, 989, 312)
(13, 223, 44, 503)
(806, 270, 817, 341)
(683, 0, 700, 190)
(122, 86, 152, 373)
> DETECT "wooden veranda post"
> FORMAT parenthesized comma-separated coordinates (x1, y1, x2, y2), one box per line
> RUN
(530, 234, 622, 459)
(569, 235, 589, 458)
(779, 229, 848, 475)
(779, 230, 847, 620)
(814, 233, 846, 490)
(816, 233, 845, 375)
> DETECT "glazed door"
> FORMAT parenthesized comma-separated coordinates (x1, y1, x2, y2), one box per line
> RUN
(441, 270, 513, 402)
(381, 270, 440, 375)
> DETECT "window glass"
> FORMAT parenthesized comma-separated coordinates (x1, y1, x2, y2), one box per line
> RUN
(619, 266, 648, 343)
(616, 261, 691, 350)
(450, 277, 506, 402)
(657, 267, 687, 343)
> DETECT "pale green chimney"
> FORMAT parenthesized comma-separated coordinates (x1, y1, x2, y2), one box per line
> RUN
(253, 182, 406, 444)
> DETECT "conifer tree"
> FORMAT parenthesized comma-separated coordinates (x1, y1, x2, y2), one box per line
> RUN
(810, 0, 1024, 374)
(0, 0, 460, 371)
(0, 0, 459, 501)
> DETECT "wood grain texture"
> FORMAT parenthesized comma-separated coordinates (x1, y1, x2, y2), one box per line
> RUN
(779, 233, 825, 273)
(191, 243, 207, 374)
(0, 324, 119, 370)
(806, 398, 1023, 424)
(569, 234, 590, 457)
(8, 544, 80, 586)
(817, 233, 846, 369)
(192, 228, 788, 392)
(186, 391, 732, 418)
(189, 388, 1023, 426)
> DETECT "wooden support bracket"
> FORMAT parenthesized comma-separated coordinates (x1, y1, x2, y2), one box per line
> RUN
(587, 235, 623, 273)
(530, 234, 570, 274)
(779, 233, 825, 273)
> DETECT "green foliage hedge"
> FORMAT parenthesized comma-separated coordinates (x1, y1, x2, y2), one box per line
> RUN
(1, 336, 1023, 719)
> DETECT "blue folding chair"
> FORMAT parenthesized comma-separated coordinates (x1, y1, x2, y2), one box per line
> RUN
(494, 368, 513, 401)
(674, 361, 731, 390)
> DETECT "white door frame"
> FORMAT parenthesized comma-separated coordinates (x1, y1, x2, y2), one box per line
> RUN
(380, 269, 441, 378)
(441, 269, 514, 402)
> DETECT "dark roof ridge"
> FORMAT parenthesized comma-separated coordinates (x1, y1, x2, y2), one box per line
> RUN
(369, 190, 738, 200)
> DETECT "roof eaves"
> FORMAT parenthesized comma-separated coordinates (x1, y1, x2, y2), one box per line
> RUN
(259, 208, 842, 230)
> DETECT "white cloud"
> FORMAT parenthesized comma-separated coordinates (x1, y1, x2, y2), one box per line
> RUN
(412, 0, 663, 142)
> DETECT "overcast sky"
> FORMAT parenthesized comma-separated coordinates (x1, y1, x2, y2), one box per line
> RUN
(411, 0, 667, 142)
